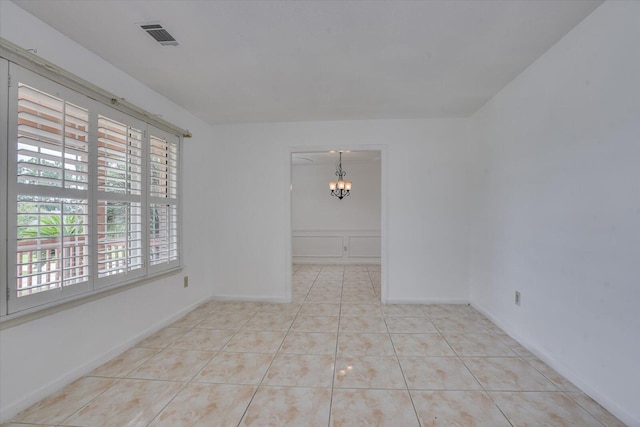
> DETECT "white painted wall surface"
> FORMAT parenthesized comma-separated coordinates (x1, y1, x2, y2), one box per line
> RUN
(293, 161, 381, 231)
(292, 160, 381, 263)
(0, 2, 213, 421)
(210, 119, 471, 303)
(468, 2, 640, 424)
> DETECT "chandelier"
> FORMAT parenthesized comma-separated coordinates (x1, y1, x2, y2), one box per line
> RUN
(329, 151, 352, 200)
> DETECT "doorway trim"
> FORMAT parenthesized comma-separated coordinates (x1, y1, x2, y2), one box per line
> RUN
(285, 145, 389, 303)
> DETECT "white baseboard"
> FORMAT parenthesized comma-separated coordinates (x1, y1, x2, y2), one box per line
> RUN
(0, 296, 209, 423)
(292, 258, 381, 265)
(212, 295, 292, 303)
(386, 298, 469, 305)
(471, 301, 639, 427)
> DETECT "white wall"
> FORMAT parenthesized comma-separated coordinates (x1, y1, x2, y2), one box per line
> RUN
(292, 159, 381, 263)
(293, 160, 381, 231)
(211, 119, 471, 303)
(468, 1, 640, 425)
(0, 2, 214, 421)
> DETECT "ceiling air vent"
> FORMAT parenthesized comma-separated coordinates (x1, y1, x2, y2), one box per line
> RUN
(139, 23, 179, 46)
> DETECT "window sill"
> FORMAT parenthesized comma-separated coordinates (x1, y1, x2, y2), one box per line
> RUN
(0, 266, 183, 330)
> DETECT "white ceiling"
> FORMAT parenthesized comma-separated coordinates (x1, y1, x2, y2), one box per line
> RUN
(12, 0, 602, 125)
(292, 151, 380, 166)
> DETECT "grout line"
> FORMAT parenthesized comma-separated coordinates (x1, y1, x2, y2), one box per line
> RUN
(327, 264, 344, 427)
(235, 266, 323, 426)
(13, 265, 616, 426)
(383, 307, 422, 426)
(145, 308, 255, 425)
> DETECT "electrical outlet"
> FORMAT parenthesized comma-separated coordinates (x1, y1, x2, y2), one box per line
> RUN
(183, 276, 189, 288)
(515, 291, 521, 306)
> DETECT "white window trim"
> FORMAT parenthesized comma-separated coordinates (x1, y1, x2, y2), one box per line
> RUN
(0, 57, 9, 318)
(1, 43, 186, 320)
(92, 107, 148, 290)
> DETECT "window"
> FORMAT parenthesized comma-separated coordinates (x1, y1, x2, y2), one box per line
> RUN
(96, 114, 145, 285)
(148, 129, 179, 270)
(3, 63, 182, 315)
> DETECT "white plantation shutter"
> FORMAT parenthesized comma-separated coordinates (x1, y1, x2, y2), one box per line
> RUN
(1, 58, 9, 317)
(9, 67, 92, 312)
(148, 128, 180, 270)
(95, 113, 145, 285)
(4, 63, 183, 315)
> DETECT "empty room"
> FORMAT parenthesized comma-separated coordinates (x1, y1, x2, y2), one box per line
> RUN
(0, 0, 637, 426)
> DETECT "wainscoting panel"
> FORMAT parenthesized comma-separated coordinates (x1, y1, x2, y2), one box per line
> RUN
(293, 230, 380, 264)
(348, 236, 381, 258)
(292, 236, 343, 258)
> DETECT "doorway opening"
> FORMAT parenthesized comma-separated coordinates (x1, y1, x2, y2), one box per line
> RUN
(286, 148, 388, 304)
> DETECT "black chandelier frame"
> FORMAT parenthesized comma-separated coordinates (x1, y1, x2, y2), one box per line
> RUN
(330, 152, 351, 200)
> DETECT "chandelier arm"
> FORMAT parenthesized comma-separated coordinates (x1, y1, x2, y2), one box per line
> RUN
(330, 151, 351, 200)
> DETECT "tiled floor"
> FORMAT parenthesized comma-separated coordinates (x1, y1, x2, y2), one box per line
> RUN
(6, 264, 625, 426)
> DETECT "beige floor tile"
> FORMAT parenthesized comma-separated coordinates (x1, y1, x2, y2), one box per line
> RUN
(411, 390, 511, 426)
(290, 316, 339, 333)
(196, 312, 253, 330)
(340, 304, 382, 317)
(10, 265, 623, 427)
(334, 356, 406, 389)
(169, 328, 235, 351)
(399, 357, 482, 390)
(423, 304, 474, 318)
(337, 333, 395, 356)
(312, 284, 343, 293)
(431, 317, 492, 333)
(342, 288, 376, 297)
(339, 316, 388, 333)
(169, 311, 210, 328)
(196, 352, 273, 385)
(299, 303, 341, 317)
(127, 349, 214, 381)
(305, 293, 343, 303)
(464, 357, 558, 391)
(223, 330, 287, 353)
(382, 304, 427, 317)
(291, 291, 309, 302)
(341, 293, 380, 304)
(507, 341, 538, 358)
(89, 347, 159, 378)
(241, 314, 295, 331)
(135, 327, 189, 349)
(526, 358, 580, 392)
(258, 303, 302, 316)
(330, 389, 420, 427)
(208, 302, 263, 314)
(490, 391, 603, 426)
(240, 386, 331, 426)
(1, 424, 55, 427)
(342, 285, 376, 293)
(385, 316, 438, 333)
(149, 383, 256, 427)
(443, 333, 518, 357)
(263, 354, 335, 387)
(60, 379, 182, 427)
(280, 332, 337, 355)
(391, 333, 456, 357)
(567, 392, 627, 427)
(11, 377, 117, 425)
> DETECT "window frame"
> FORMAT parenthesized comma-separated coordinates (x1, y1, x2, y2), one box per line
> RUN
(8, 66, 93, 313)
(93, 107, 148, 289)
(3, 61, 183, 317)
(1, 57, 9, 317)
(147, 126, 181, 275)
